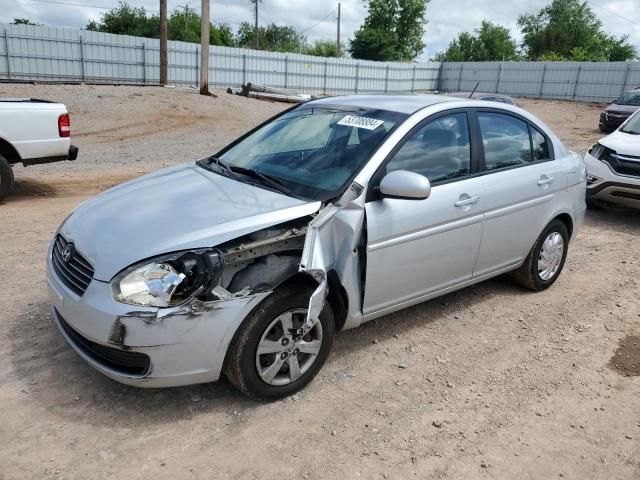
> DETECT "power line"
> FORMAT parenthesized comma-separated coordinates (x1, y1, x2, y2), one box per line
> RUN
(25, 0, 113, 8)
(586, 0, 640, 28)
(299, 10, 336, 35)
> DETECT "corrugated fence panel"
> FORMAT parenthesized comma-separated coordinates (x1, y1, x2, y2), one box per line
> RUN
(499, 62, 544, 97)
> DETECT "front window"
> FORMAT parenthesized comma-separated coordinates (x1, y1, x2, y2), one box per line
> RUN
(204, 105, 406, 201)
(615, 93, 640, 106)
(386, 112, 471, 184)
(621, 111, 640, 135)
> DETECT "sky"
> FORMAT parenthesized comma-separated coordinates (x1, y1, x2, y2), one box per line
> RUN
(2, 0, 640, 59)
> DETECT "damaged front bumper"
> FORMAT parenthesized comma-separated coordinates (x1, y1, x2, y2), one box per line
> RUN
(47, 249, 269, 387)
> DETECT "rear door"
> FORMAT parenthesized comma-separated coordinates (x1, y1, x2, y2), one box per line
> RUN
(363, 111, 485, 315)
(472, 109, 565, 277)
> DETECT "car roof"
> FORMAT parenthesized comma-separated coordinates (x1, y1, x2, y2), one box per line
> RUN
(308, 94, 462, 114)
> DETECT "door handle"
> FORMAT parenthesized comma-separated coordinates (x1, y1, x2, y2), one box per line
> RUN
(454, 195, 480, 207)
(537, 175, 554, 186)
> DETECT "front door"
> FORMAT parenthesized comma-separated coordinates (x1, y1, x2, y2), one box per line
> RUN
(363, 112, 484, 316)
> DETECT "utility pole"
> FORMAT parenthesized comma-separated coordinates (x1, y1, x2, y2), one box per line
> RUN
(254, 0, 259, 50)
(160, 0, 168, 85)
(199, 0, 210, 95)
(336, 2, 341, 57)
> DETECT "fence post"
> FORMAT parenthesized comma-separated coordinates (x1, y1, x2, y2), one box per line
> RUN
(495, 63, 503, 94)
(436, 63, 443, 91)
(284, 55, 288, 89)
(621, 63, 631, 95)
(355, 62, 359, 93)
(323, 59, 328, 95)
(79, 35, 85, 81)
(539, 63, 547, 98)
(457, 63, 463, 91)
(141, 43, 146, 84)
(4, 30, 11, 79)
(572, 65, 582, 100)
(384, 64, 390, 93)
(411, 64, 417, 92)
(195, 46, 199, 87)
(242, 53, 246, 86)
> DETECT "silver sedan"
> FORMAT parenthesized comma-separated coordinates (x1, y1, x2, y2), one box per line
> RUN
(47, 95, 586, 399)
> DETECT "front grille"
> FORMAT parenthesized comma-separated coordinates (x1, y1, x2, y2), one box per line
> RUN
(51, 235, 94, 296)
(607, 153, 640, 177)
(55, 309, 151, 376)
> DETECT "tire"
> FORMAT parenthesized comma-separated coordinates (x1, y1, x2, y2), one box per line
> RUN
(512, 219, 569, 291)
(224, 283, 334, 400)
(0, 154, 14, 202)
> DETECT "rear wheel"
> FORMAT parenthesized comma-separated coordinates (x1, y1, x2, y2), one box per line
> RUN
(0, 154, 14, 202)
(224, 283, 334, 400)
(512, 219, 569, 291)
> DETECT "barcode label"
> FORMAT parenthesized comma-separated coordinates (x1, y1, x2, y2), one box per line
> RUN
(337, 115, 385, 130)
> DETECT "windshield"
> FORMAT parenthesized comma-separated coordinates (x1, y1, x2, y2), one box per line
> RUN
(615, 93, 640, 106)
(621, 110, 640, 134)
(202, 105, 406, 201)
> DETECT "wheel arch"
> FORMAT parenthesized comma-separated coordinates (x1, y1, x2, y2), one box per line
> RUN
(0, 137, 21, 164)
(553, 212, 574, 240)
(279, 270, 348, 331)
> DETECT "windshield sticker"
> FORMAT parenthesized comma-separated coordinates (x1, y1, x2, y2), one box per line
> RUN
(337, 115, 385, 130)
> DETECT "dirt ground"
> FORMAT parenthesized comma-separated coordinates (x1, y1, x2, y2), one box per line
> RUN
(0, 85, 638, 480)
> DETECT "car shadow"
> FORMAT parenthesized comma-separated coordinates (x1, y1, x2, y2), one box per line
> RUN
(585, 204, 640, 232)
(2, 177, 58, 203)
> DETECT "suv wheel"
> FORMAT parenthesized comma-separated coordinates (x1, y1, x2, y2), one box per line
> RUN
(0, 154, 14, 202)
(224, 283, 334, 400)
(512, 219, 569, 291)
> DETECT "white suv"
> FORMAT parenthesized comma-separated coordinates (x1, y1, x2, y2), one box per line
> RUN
(585, 109, 640, 209)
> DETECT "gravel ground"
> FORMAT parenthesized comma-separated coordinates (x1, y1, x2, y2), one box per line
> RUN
(0, 85, 638, 480)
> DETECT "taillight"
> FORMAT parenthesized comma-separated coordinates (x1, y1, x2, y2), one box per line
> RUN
(58, 113, 71, 138)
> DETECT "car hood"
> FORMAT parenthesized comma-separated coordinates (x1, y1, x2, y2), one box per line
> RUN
(599, 130, 640, 156)
(59, 162, 321, 281)
(604, 104, 639, 115)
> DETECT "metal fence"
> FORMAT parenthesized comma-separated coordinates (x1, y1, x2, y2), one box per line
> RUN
(2, 23, 640, 103)
(439, 61, 640, 103)
(0, 23, 440, 94)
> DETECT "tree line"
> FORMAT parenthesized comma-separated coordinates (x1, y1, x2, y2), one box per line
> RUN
(81, 2, 342, 57)
(12, 0, 638, 62)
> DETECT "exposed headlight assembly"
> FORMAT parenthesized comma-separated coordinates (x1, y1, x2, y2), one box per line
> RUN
(111, 251, 223, 308)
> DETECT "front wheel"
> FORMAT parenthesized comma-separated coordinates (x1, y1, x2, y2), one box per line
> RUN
(512, 219, 569, 291)
(0, 154, 14, 202)
(224, 283, 334, 400)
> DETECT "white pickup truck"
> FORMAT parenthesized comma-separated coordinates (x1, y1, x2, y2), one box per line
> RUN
(0, 98, 78, 200)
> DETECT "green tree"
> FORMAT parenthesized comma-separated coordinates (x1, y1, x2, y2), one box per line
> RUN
(436, 21, 517, 62)
(518, 0, 636, 61)
(350, 0, 429, 61)
(86, 2, 158, 37)
(304, 40, 344, 57)
(236, 22, 306, 52)
(87, 2, 234, 46)
(12, 18, 42, 26)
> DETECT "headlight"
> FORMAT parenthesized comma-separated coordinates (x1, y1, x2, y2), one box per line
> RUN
(111, 251, 223, 308)
(112, 263, 186, 307)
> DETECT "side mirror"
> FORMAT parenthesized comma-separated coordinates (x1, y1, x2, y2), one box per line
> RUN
(378, 170, 431, 200)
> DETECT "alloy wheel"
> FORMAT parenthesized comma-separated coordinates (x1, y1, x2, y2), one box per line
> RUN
(255, 308, 323, 386)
